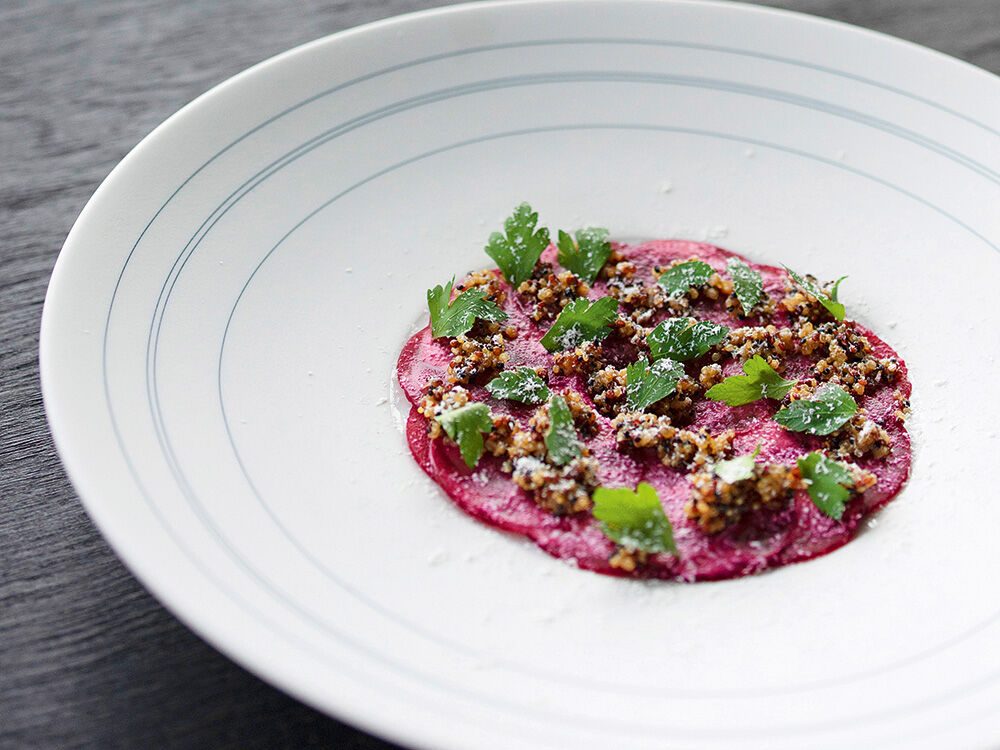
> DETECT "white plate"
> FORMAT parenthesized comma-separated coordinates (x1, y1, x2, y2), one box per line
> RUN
(40, 1, 1000, 748)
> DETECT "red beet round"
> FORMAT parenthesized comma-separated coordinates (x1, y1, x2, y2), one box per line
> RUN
(397, 241, 911, 580)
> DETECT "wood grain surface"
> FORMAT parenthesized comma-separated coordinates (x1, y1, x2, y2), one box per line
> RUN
(2, 1, 998, 748)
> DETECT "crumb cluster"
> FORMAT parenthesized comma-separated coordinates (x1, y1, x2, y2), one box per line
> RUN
(412, 243, 908, 575)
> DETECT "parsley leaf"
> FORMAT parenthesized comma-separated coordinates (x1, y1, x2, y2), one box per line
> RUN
(657, 260, 714, 298)
(436, 402, 493, 469)
(484, 202, 551, 287)
(556, 227, 612, 284)
(713, 446, 761, 483)
(797, 452, 854, 520)
(785, 266, 848, 321)
(592, 483, 677, 555)
(545, 394, 581, 465)
(727, 257, 764, 313)
(647, 317, 729, 361)
(540, 296, 618, 352)
(774, 383, 857, 435)
(486, 367, 550, 404)
(427, 278, 508, 338)
(705, 355, 797, 406)
(626, 357, 686, 411)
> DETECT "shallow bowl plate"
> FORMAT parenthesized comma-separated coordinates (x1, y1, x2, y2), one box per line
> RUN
(41, 1, 1000, 748)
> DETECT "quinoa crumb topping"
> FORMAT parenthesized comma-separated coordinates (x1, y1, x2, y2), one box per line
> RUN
(447, 332, 509, 385)
(455, 269, 506, 305)
(511, 455, 599, 515)
(725, 286, 776, 319)
(516, 263, 590, 321)
(589, 366, 628, 417)
(414, 240, 908, 572)
(721, 325, 798, 372)
(827, 412, 892, 459)
(551, 340, 605, 377)
(687, 463, 803, 534)
(603, 252, 668, 325)
(611, 412, 734, 470)
(780, 273, 846, 323)
(892, 389, 911, 423)
(423, 380, 602, 514)
(652, 257, 733, 313)
(609, 546, 648, 572)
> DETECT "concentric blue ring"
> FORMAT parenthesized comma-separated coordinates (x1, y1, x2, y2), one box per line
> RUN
(100, 37, 1000, 737)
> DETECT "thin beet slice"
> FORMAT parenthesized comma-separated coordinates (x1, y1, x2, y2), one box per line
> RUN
(398, 241, 912, 580)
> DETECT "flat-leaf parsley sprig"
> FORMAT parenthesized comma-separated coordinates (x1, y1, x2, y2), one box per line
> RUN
(540, 296, 618, 352)
(592, 483, 677, 555)
(486, 367, 551, 404)
(436, 402, 494, 469)
(712, 445, 761, 483)
(647, 317, 728, 362)
(797, 451, 855, 520)
(626, 357, 686, 412)
(705, 355, 797, 406)
(785, 266, 848, 321)
(485, 202, 551, 287)
(427, 278, 507, 338)
(545, 394, 582, 466)
(726, 257, 764, 314)
(556, 227, 613, 285)
(774, 383, 857, 435)
(657, 260, 714, 298)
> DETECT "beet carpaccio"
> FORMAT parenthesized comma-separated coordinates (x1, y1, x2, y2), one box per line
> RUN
(396, 204, 911, 581)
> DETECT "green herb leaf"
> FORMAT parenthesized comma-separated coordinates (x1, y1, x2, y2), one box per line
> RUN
(647, 317, 729, 361)
(540, 296, 619, 352)
(774, 383, 857, 435)
(485, 367, 551, 404)
(705, 355, 797, 406)
(427, 278, 508, 338)
(484, 202, 551, 287)
(713, 446, 761, 484)
(797, 451, 854, 520)
(785, 266, 848, 321)
(626, 357, 686, 411)
(592, 483, 677, 555)
(657, 260, 714, 298)
(436, 402, 493, 469)
(545, 395, 581, 466)
(727, 257, 764, 313)
(556, 227, 612, 284)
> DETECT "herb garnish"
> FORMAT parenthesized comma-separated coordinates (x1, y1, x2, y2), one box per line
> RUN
(657, 260, 714, 298)
(713, 446, 761, 483)
(774, 383, 857, 435)
(486, 367, 550, 404)
(484, 202, 551, 287)
(545, 395, 581, 465)
(727, 257, 763, 314)
(436, 402, 493, 469)
(797, 452, 854, 520)
(592, 483, 677, 555)
(556, 227, 612, 284)
(705, 355, 797, 406)
(626, 357, 686, 411)
(540, 296, 618, 352)
(427, 278, 507, 338)
(647, 317, 728, 362)
(785, 266, 847, 321)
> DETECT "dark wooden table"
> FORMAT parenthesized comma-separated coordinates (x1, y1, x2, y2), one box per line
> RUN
(3, 1, 998, 747)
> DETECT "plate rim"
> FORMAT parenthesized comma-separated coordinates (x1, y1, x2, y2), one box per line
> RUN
(38, 1, 1000, 747)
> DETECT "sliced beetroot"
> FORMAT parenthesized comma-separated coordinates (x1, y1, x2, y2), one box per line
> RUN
(398, 242, 912, 580)
(397, 329, 452, 405)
